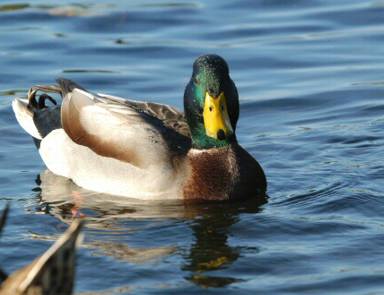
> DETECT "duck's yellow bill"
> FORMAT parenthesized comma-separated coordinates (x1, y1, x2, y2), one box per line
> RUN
(203, 92, 233, 140)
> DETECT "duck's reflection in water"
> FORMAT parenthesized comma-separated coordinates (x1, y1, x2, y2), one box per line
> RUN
(182, 198, 266, 288)
(33, 171, 180, 264)
(34, 170, 267, 289)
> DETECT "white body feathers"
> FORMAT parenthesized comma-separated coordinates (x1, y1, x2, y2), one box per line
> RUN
(12, 88, 189, 200)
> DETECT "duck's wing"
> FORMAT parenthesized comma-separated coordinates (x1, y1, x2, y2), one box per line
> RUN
(97, 92, 190, 138)
(0, 220, 83, 295)
(58, 79, 191, 168)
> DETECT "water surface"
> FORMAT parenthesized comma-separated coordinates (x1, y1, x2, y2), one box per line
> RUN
(0, 0, 384, 294)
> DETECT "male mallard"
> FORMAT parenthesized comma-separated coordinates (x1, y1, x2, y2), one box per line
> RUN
(12, 55, 267, 201)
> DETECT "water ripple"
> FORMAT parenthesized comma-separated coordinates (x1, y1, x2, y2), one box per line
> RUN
(0, 0, 384, 294)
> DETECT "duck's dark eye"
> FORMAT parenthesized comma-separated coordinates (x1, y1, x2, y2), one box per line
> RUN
(193, 76, 200, 84)
(221, 104, 224, 111)
(209, 106, 213, 112)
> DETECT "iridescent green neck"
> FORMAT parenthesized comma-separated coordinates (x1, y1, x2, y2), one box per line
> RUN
(190, 122, 232, 149)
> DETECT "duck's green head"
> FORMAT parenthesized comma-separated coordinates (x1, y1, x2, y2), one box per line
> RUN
(184, 54, 239, 149)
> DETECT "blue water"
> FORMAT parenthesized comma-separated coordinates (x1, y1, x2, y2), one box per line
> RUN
(1, 0, 384, 294)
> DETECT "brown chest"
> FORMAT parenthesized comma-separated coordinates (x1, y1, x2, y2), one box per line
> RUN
(182, 148, 239, 201)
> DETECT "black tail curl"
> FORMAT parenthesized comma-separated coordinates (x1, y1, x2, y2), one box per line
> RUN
(27, 84, 62, 110)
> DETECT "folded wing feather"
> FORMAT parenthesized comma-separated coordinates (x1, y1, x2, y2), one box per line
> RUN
(60, 87, 190, 168)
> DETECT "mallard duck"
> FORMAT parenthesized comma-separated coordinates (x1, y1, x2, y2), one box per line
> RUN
(12, 54, 267, 201)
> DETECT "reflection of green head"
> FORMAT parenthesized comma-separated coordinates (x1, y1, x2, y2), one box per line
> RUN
(184, 55, 239, 149)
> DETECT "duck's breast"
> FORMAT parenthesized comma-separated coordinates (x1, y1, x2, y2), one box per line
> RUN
(183, 147, 239, 201)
